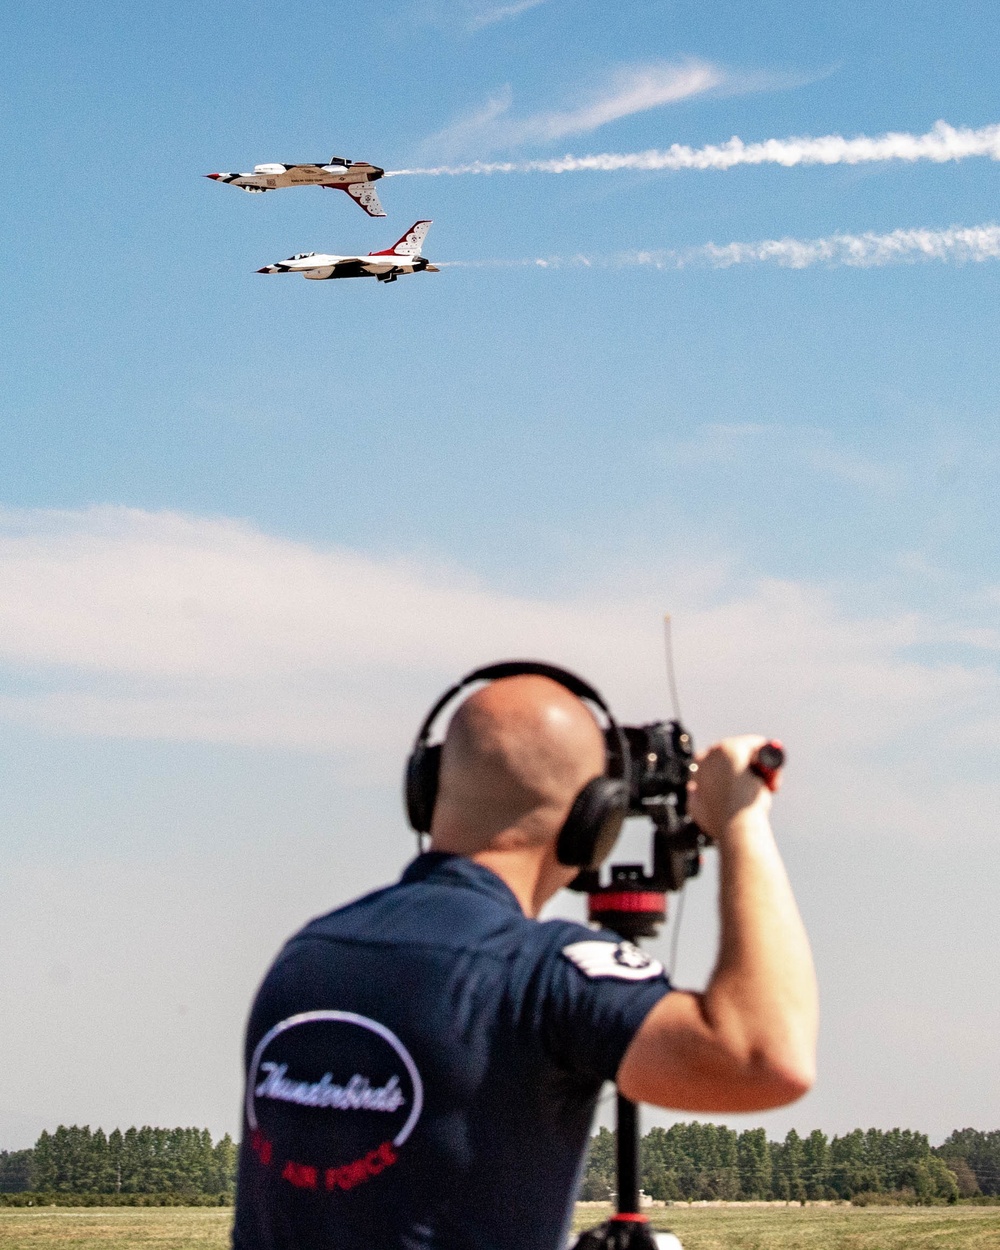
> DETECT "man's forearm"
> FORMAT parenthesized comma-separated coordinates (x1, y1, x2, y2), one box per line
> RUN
(616, 813, 816, 1111)
(704, 810, 818, 1094)
(617, 735, 817, 1112)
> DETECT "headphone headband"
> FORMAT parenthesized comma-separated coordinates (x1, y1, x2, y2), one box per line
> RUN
(411, 659, 627, 777)
(405, 660, 631, 868)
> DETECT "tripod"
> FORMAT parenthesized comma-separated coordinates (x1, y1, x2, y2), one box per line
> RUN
(569, 864, 684, 1250)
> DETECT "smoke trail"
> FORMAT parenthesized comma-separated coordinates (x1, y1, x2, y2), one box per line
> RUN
(439, 223, 1000, 271)
(387, 119, 1000, 176)
(692, 223, 1000, 269)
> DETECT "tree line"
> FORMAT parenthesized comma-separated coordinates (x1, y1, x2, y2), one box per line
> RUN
(3, 1121, 998, 1204)
(580, 1124, 1000, 1205)
(0, 1125, 236, 1197)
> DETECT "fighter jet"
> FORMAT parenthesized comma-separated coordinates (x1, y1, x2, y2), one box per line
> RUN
(205, 156, 386, 217)
(257, 221, 438, 284)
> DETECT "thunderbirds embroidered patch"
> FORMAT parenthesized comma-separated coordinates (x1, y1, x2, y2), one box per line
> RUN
(561, 940, 665, 981)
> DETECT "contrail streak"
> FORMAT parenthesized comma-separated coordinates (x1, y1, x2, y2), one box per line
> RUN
(387, 119, 1000, 176)
(691, 223, 1000, 268)
(437, 222, 1000, 271)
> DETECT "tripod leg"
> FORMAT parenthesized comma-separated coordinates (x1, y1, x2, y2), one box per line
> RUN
(570, 1095, 685, 1247)
(616, 1092, 640, 1215)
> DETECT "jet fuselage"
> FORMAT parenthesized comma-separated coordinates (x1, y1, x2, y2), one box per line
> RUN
(206, 158, 387, 215)
(256, 221, 438, 284)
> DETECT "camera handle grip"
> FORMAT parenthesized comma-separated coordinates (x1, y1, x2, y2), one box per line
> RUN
(749, 741, 785, 791)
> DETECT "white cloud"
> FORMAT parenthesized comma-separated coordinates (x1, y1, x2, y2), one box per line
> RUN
(423, 60, 722, 156)
(467, 0, 548, 29)
(522, 61, 724, 141)
(0, 506, 997, 846)
(3, 507, 998, 1152)
(417, 0, 548, 33)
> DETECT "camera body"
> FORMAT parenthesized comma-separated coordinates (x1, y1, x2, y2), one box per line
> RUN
(569, 719, 705, 907)
(621, 720, 694, 826)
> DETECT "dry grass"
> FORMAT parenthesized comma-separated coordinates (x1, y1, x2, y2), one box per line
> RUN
(0, 1202, 997, 1249)
(573, 1202, 1000, 1250)
(0, 1207, 231, 1249)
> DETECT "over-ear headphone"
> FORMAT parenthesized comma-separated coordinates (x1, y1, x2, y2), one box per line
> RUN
(404, 660, 631, 871)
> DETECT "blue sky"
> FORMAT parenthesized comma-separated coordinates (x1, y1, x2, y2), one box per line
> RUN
(1, 0, 998, 1148)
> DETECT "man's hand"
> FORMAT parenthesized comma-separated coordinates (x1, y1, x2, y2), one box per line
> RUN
(688, 735, 776, 844)
(616, 735, 817, 1113)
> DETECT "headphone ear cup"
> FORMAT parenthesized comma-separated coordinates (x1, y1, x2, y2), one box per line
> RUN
(556, 778, 629, 869)
(405, 743, 442, 834)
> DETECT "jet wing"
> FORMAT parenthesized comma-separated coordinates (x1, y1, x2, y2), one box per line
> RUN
(342, 182, 386, 217)
(205, 172, 275, 191)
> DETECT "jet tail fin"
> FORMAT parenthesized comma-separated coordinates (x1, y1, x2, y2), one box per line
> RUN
(332, 181, 386, 217)
(369, 220, 432, 258)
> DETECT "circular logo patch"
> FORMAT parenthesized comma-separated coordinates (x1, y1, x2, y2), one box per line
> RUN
(246, 1011, 423, 1193)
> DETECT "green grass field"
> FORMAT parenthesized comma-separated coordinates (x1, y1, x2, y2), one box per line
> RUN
(0, 1204, 997, 1249)
(574, 1203, 1000, 1249)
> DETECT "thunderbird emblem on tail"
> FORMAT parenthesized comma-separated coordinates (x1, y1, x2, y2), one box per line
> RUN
(206, 156, 387, 217)
(257, 221, 438, 284)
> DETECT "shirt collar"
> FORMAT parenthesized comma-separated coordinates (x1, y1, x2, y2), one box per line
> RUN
(400, 851, 523, 913)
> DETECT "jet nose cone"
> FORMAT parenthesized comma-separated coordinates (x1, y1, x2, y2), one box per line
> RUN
(205, 173, 221, 180)
(257, 266, 278, 274)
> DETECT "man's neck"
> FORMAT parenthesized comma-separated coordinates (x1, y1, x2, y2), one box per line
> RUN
(466, 848, 562, 918)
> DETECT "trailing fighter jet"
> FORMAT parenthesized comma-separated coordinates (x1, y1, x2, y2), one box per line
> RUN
(257, 221, 438, 284)
(205, 156, 386, 216)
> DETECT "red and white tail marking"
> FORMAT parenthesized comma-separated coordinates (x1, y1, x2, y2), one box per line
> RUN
(369, 220, 432, 258)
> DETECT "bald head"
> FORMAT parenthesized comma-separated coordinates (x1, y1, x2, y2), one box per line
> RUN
(429, 675, 607, 855)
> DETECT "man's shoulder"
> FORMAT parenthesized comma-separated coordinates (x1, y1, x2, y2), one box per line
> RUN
(287, 884, 664, 983)
(536, 919, 668, 982)
(287, 871, 533, 957)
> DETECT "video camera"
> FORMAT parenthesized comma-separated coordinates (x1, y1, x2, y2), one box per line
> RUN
(567, 718, 703, 937)
(572, 722, 784, 940)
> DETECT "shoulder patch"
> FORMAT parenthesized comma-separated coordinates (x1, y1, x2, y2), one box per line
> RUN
(561, 940, 665, 981)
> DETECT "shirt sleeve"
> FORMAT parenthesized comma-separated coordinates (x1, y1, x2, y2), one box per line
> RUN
(533, 926, 672, 1085)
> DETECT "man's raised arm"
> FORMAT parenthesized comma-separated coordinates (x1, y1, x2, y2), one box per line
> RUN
(616, 735, 818, 1112)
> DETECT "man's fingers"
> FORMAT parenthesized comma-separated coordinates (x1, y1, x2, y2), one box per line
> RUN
(694, 735, 767, 772)
(688, 735, 780, 839)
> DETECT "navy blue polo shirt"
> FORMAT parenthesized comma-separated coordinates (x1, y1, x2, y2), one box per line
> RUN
(233, 852, 670, 1250)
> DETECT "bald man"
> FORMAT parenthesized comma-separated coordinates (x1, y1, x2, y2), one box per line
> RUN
(233, 673, 817, 1250)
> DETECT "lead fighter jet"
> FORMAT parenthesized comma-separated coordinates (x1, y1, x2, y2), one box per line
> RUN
(257, 221, 438, 284)
(205, 156, 386, 217)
